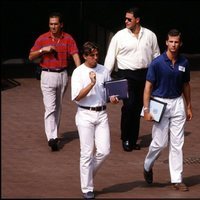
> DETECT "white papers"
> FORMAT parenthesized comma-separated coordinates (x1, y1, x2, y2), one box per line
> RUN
(141, 98, 167, 122)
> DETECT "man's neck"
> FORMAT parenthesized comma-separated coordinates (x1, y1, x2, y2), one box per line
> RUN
(130, 25, 141, 37)
(130, 25, 141, 35)
(166, 50, 178, 64)
(51, 31, 62, 39)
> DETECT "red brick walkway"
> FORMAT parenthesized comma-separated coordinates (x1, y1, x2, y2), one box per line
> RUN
(2, 71, 200, 199)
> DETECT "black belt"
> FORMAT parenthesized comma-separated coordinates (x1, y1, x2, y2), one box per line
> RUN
(42, 68, 67, 73)
(79, 105, 106, 111)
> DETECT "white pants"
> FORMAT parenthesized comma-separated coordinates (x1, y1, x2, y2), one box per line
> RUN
(41, 70, 68, 141)
(144, 96, 186, 183)
(75, 108, 111, 193)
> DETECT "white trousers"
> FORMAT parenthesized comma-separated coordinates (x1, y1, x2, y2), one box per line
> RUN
(144, 96, 186, 183)
(41, 70, 68, 141)
(75, 108, 111, 193)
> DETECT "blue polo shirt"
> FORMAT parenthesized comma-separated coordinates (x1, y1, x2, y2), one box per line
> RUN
(146, 51, 190, 98)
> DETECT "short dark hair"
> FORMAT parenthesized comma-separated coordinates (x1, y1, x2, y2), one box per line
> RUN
(126, 7, 141, 18)
(82, 42, 99, 56)
(167, 29, 182, 41)
(49, 12, 63, 23)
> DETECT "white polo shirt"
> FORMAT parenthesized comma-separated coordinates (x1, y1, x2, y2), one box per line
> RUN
(71, 63, 111, 107)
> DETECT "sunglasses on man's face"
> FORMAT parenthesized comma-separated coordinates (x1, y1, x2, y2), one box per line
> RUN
(125, 17, 132, 22)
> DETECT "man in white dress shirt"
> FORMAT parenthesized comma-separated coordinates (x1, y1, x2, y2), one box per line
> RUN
(104, 6, 160, 152)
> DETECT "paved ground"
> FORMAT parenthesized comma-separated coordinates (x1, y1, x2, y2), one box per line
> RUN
(1, 71, 200, 199)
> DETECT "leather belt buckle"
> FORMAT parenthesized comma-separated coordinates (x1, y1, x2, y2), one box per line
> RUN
(95, 106, 106, 111)
(79, 105, 106, 111)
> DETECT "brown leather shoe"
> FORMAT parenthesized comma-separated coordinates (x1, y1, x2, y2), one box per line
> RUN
(172, 183, 189, 191)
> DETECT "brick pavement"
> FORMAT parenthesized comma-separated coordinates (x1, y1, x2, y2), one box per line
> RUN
(1, 71, 200, 199)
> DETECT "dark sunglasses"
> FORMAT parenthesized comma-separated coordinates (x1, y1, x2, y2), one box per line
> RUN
(125, 17, 132, 22)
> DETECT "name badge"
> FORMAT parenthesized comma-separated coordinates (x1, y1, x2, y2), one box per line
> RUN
(179, 65, 185, 72)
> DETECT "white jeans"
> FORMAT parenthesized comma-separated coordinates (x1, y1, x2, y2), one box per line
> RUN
(41, 70, 68, 141)
(75, 108, 111, 193)
(144, 96, 186, 183)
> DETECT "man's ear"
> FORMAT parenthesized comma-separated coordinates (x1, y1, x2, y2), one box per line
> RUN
(180, 42, 183, 47)
(83, 54, 87, 60)
(136, 17, 140, 23)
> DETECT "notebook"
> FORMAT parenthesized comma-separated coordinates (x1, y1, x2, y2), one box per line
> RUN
(104, 79, 129, 102)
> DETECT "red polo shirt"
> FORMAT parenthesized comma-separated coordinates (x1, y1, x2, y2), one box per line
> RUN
(30, 31, 79, 69)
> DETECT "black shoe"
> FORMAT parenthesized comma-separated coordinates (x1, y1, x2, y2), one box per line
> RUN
(83, 191, 95, 199)
(48, 138, 59, 151)
(132, 144, 141, 150)
(122, 140, 133, 152)
(144, 168, 153, 184)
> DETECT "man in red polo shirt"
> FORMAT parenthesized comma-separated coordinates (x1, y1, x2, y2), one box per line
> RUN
(29, 12, 81, 151)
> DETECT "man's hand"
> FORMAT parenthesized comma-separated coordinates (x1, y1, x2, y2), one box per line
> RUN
(144, 111, 154, 121)
(89, 71, 96, 85)
(110, 95, 119, 104)
(41, 45, 56, 53)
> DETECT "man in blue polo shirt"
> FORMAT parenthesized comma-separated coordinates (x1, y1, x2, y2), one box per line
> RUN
(142, 29, 193, 191)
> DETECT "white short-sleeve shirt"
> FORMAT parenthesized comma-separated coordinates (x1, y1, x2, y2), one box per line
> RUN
(71, 63, 111, 107)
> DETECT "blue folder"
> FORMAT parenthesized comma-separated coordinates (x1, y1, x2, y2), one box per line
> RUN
(104, 79, 129, 102)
